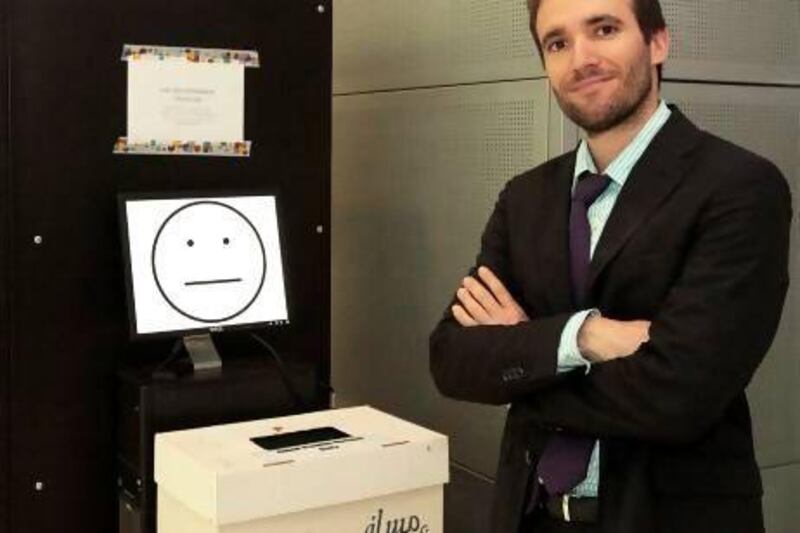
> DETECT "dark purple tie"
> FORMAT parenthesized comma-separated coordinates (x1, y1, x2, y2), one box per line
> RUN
(535, 171, 610, 496)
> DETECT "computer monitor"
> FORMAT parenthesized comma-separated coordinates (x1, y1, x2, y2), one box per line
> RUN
(119, 191, 289, 370)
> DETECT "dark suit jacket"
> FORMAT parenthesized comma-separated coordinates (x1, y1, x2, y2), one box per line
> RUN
(429, 105, 792, 533)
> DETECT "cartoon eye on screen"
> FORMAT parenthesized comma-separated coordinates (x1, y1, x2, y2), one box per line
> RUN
(119, 193, 289, 372)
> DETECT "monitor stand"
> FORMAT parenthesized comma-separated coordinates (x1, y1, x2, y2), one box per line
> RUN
(183, 333, 222, 372)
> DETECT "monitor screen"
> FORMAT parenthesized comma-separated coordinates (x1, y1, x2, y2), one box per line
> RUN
(119, 192, 289, 337)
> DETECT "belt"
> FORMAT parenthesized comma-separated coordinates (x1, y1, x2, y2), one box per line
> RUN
(541, 494, 599, 523)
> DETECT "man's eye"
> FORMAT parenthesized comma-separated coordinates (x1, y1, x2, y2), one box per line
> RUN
(546, 40, 566, 53)
(598, 25, 617, 36)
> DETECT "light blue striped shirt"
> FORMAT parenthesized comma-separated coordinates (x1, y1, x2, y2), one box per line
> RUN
(554, 99, 672, 497)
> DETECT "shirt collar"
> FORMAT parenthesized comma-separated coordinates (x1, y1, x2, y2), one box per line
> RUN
(573, 99, 672, 188)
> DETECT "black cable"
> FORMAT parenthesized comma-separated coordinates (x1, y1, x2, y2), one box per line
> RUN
(249, 332, 308, 411)
(150, 338, 184, 379)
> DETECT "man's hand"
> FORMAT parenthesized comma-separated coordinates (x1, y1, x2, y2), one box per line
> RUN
(578, 315, 651, 362)
(451, 266, 529, 327)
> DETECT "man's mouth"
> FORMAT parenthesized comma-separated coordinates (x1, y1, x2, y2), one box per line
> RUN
(184, 278, 243, 286)
(572, 75, 613, 92)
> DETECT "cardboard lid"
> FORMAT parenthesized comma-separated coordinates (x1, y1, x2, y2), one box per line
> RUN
(154, 406, 449, 525)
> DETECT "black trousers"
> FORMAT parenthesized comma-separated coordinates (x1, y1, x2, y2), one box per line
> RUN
(520, 508, 601, 533)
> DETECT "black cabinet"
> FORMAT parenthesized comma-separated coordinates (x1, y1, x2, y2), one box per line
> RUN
(116, 356, 324, 533)
(1, 1, 330, 530)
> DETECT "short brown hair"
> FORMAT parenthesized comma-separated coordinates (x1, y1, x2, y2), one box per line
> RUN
(527, 0, 666, 85)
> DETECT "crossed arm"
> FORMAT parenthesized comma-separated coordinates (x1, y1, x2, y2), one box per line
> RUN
(452, 265, 650, 364)
(430, 163, 791, 445)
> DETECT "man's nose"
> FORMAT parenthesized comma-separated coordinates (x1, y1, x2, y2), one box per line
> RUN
(570, 36, 601, 71)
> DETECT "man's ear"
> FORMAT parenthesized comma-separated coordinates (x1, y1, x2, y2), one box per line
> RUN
(650, 26, 670, 67)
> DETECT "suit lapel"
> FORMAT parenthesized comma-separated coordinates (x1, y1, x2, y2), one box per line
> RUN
(587, 106, 703, 291)
(537, 151, 576, 312)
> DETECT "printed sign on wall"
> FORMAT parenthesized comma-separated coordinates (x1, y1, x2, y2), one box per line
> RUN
(115, 45, 259, 157)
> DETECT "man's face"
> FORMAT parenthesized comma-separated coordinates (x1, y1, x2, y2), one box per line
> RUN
(535, 0, 667, 134)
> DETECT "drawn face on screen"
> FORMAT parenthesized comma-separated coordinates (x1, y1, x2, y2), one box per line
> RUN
(151, 201, 267, 323)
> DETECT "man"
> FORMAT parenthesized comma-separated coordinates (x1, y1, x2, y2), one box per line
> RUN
(429, 0, 792, 532)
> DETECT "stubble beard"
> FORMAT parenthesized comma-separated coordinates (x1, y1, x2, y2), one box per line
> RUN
(554, 53, 653, 135)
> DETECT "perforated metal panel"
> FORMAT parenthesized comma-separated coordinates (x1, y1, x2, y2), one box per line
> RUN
(332, 80, 550, 475)
(662, 83, 800, 469)
(335, 1, 800, 94)
(333, 0, 541, 94)
(662, 1, 800, 84)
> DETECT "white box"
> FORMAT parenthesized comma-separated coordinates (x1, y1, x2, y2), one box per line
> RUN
(154, 406, 449, 532)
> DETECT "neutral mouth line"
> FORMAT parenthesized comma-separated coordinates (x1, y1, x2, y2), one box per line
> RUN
(573, 76, 612, 90)
(185, 278, 243, 286)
